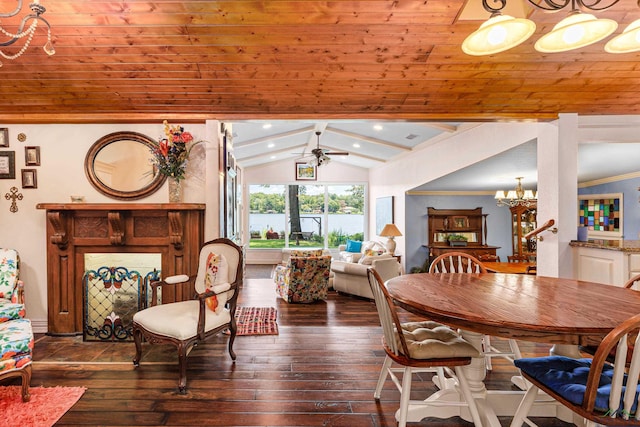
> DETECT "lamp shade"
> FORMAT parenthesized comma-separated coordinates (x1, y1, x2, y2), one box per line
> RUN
(534, 12, 617, 53)
(605, 19, 640, 53)
(462, 14, 536, 56)
(379, 223, 402, 237)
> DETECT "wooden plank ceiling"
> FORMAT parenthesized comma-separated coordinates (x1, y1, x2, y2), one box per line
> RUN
(1, 0, 640, 123)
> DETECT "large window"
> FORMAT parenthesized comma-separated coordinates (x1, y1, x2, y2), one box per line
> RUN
(248, 184, 365, 249)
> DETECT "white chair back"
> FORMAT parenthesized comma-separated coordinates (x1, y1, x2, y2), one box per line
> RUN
(194, 239, 242, 294)
(429, 252, 486, 273)
(367, 268, 407, 357)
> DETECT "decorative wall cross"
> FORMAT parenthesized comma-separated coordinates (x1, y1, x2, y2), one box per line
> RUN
(4, 186, 23, 212)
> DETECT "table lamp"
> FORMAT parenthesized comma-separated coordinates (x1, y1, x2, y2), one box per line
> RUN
(379, 223, 402, 255)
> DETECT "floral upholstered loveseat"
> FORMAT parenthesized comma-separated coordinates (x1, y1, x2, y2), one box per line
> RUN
(0, 248, 33, 402)
(274, 249, 332, 303)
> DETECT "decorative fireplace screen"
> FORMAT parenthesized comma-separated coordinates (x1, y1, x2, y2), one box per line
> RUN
(83, 253, 161, 342)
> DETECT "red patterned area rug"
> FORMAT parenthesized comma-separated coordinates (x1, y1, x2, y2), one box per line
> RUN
(0, 385, 86, 427)
(235, 306, 278, 336)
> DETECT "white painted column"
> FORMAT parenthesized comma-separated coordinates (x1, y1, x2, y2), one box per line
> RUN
(536, 114, 578, 279)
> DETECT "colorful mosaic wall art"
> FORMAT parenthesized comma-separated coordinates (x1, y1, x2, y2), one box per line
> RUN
(578, 197, 620, 232)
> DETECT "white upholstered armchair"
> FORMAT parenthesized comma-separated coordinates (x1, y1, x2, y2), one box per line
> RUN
(132, 238, 243, 393)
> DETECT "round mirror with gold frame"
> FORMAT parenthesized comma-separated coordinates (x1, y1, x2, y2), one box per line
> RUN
(85, 131, 166, 200)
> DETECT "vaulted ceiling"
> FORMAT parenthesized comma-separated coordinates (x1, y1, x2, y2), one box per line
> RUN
(1, 0, 640, 123)
(2, 1, 640, 185)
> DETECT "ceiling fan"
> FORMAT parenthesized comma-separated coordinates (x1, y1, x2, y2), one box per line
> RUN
(304, 131, 349, 166)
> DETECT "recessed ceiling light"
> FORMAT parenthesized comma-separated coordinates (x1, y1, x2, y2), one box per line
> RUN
(373, 124, 383, 131)
(267, 142, 275, 148)
(353, 143, 360, 148)
(270, 155, 276, 159)
(263, 123, 272, 129)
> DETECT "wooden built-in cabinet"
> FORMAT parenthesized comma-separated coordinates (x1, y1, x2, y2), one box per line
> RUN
(36, 203, 205, 335)
(423, 207, 499, 264)
(510, 204, 537, 259)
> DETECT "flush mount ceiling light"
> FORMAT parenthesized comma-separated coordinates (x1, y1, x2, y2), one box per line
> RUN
(0, 0, 55, 67)
(462, 0, 631, 55)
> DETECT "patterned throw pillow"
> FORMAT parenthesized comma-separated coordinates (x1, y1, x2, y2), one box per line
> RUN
(204, 252, 229, 314)
(364, 249, 385, 257)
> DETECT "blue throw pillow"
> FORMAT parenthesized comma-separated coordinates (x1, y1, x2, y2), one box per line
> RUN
(345, 240, 362, 253)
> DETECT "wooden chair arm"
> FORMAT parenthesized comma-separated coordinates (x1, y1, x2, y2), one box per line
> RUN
(195, 282, 238, 339)
(583, 312, 640, 413)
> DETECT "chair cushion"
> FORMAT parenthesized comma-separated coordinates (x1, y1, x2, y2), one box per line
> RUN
(0, 299, 25, 323)
(397, 321, 480, 359)
(345, 240, 362, 253)
(0, 318, 33, 373)
(514, 356, 634, 414)
(204, 252, 230, 313)
(0, 249, 19, 301)
(133, 300, 231, 341)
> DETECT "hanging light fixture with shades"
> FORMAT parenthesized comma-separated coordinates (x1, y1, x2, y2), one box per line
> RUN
(461, 0, 639, 55)
(462, 3, 536, 55)
(0, 0, 55, 66)
(495, 177, 537, 208)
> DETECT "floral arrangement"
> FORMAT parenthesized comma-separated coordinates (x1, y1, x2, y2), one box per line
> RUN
(150, 120, 201, 181)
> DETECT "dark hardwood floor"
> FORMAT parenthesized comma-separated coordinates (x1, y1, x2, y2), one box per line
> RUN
(24, 265, 574, 426)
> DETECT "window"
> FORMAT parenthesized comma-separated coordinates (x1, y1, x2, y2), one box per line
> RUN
(248, 184, 365, 249)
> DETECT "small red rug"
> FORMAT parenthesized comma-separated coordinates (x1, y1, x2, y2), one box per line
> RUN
(0, 385, 86, 427)
(235, 306, 278, 335)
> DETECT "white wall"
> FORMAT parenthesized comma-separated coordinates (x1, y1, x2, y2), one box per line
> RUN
(368, 122, 544, 265)
(0, 122, 220, 332)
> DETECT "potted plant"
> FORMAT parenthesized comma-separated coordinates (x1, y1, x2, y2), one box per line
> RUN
(448, 234, 468, 247)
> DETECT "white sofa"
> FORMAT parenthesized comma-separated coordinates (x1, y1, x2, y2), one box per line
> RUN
(331, 240, 401, 299)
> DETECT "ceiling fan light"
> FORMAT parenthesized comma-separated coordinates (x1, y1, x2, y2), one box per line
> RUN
(462, 14, 536, 56)
(534, 12, 617, 53)
(605, 19, 640, 53)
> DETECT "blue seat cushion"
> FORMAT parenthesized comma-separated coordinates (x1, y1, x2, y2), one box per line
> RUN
(515, 356, 640, 414)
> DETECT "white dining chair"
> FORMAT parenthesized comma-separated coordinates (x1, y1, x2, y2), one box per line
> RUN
(367, 268, 483, 427)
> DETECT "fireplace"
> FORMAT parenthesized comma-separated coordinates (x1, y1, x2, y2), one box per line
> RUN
(83, 253, 161, 341)
(37, 203, 205, 336)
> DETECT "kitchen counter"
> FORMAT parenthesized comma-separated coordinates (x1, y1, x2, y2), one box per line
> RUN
(569, 239, 640, 253)
(571, 240, 640, 286)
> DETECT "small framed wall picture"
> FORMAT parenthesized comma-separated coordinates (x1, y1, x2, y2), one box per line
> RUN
(21, 169, 37, 188)
(0, 151, 15, 179)
(295, 162, 316, 181)
(0, 128, 8, 147)
(25, 146, 40, 166)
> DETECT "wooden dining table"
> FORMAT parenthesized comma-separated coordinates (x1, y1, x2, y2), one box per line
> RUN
(385, 272, 640, 427)
(481, 261, 535, 274)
